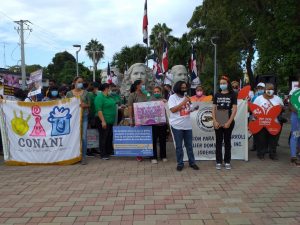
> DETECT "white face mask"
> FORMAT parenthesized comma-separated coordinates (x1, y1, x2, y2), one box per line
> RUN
(266, 90, 274, 96)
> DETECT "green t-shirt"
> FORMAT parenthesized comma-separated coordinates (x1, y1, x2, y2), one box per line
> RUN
(88, 92, 97, 117)
(94, 93, 117, 125)
(110, 93, 121, 106)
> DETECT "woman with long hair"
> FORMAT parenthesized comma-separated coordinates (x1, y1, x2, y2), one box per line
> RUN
(66, 76, 90, 165)
(212, 75, 237, 170)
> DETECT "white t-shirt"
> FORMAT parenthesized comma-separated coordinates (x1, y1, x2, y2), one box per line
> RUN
(112, 76, 118, 86)
(253, 95, 283, 113)
(168, 94, 192, 130)
(164, 73, 173, 85)
(191, 77, 200, 89)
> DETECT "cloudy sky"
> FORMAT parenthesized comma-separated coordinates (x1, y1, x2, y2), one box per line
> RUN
(0, 0, 201, 69)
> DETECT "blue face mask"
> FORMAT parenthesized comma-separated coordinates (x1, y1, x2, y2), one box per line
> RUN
(141, 85, 146, 90)
(51, 90, 58, 97)
(257, 90, 264, 95)
(76, 83, 83, 89)
(220, 84, 228, 91)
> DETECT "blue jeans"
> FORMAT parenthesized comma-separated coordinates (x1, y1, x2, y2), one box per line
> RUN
(171, 127, 196, 167)
(290, 112, 300, 157)
(82, 112, 88, 159)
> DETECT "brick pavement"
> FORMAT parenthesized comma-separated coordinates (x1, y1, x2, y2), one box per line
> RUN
(0, 123, 299, 225)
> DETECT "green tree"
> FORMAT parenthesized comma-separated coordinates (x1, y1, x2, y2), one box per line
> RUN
(111, 44, 148, 73)
(149, 23, 174, 62)
(85, 39, 104, 72)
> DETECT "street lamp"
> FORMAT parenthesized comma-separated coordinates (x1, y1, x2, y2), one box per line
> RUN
(210, 37, 219, 94)
(73, 44, 81, 77)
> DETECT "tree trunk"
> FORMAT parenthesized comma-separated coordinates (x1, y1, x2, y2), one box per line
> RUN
(246, 45, 255, 89)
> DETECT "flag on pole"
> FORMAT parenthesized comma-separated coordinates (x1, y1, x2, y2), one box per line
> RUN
(153, 55, 162, 80)
(124, 63, 128, 76)
(190, 45, 197, 81)
(142, 0, 148, 45)
(162, 41, 168, 73)
(107, 62, 112, 84)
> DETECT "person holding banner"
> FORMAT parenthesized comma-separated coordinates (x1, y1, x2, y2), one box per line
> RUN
(66, 76, 90, 165)
(212, 76, 237, 170)
(95, 83, 117, 160)
(128, 79, 148, 162)
(253, 83, 283, 160)
(149, 86, 168, 164)
(43, 86, 59, 101)
(168, 81, 199, 171)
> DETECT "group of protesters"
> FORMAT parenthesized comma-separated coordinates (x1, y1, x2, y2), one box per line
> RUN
(2, 70, 299, 169)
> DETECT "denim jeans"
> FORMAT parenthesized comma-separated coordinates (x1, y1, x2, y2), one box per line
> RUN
(171, 127, 196, 167)
(82, 112, 88, 160)
(290, 112, 300, 157)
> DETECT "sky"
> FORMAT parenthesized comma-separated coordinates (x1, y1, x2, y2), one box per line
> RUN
(0, 0, 201, 70)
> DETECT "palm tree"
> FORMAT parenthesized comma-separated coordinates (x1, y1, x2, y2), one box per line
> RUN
(85, 39, 104, 72)
(149, 23, 173, 62)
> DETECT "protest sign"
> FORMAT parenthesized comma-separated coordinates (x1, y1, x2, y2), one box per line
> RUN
(248, 102, 282, 135)
(1, 73, 21, 96)
(0, 97, 82, 165)
(113, 126, 153, 157)
(28, 69, 43, 97)
(291, 89, 300, 117)
(87, 129, 99, 148)
(133, 101, 166, 126)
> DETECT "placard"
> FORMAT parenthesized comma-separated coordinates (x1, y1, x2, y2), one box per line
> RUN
(133, 101, 166, 126)
(113, 126, 153, 156)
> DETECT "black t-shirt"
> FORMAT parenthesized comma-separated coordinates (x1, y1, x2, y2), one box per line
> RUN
(213, 92, 237, 116)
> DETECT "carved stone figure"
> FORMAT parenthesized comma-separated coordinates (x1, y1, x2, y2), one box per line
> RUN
(171, 65, 188, 85)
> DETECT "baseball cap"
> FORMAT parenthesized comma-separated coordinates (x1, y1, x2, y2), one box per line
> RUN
(257, 82, 265, 88)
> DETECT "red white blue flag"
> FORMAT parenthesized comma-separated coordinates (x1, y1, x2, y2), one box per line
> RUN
(162, 41, 168, 73)
(153, 55, 162, 79)
(142, 0, 148, 45)
(190, 45, 197, 81)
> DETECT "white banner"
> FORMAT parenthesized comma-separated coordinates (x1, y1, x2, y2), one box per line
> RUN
(167, 100, 248, 161)
(0, 98, 82, 165)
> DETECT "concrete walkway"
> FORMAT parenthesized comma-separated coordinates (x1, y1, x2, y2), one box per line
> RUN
(0, 123, 299, 225)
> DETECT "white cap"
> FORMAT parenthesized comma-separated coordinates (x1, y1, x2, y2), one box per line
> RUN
(257, 82, 265, 88)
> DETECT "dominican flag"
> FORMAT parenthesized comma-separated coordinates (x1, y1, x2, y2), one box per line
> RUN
(142, 0, 148, 45)
(190, 45, 197, 81)
(153, 56, 162, 79)
(107, 62, 112, 84)
(162, 41, 168, 73)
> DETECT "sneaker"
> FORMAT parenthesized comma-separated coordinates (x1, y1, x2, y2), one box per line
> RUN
(176, 165, 184, 171)
(101, 157, 110, 160)
(151, 159, 158, 164)
(225, 163, 231, 170)
(136, 156, 143, 162)
(162, 158, 168, 162)
(190, 164, 199, 170)
(216, 163, 222, 170)
(81, 158, 87, 165)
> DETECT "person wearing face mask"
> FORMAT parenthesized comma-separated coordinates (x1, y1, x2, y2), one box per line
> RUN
(253, 83, 284, 160)
(251, 83, 265, 103)
(168, 81, 199, 171)
(212, 75, 237, 170)
(190, 85, 207, 102)
(231, 81, 240, 94)
(127, 79, 148, 162)
(149, 86, 168, 164)
(43, 86, 59, 101)
(95, 83, 117, 160)
(66, 76, 90, 165)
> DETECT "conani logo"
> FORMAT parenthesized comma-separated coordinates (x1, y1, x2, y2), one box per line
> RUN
(196, 107, 214, 132)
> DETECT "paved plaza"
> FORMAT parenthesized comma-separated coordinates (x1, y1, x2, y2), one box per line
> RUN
(0, 123, 299, 225)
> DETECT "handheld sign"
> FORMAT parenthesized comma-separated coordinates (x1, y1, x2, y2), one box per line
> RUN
(291, 89, 300, 117)
(248, 102, 282, 135)
(238, 85, 251, 99)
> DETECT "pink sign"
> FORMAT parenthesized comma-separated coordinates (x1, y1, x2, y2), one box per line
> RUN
(133, 101, 166, 126)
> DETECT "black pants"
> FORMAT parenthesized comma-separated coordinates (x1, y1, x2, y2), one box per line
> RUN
(256, 127, 280, 157)
(96, 117, 113, 157)
(152, 125, 167, 159)
(215, 121, 235, 164)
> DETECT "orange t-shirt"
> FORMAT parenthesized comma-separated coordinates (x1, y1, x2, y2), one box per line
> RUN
(190, 95, 213, 102)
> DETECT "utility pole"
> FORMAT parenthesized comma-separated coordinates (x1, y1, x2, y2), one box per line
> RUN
(211, 36, 219, 95)
(14, 20, 31, 90)
(92, 51, 96, 82)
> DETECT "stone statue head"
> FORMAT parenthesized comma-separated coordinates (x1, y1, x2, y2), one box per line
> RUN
(127, 63, 147, 84)
(171, 65, 188, 85)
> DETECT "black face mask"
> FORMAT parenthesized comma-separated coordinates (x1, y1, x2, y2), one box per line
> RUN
(179, 90, 187, 96)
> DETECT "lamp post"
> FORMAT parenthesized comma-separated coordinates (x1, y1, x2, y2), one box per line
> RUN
(73, 44, 81, 77)
(210, 37, 219, 94)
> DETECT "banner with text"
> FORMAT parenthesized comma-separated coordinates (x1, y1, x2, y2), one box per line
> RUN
(0, 98, 82, 165)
